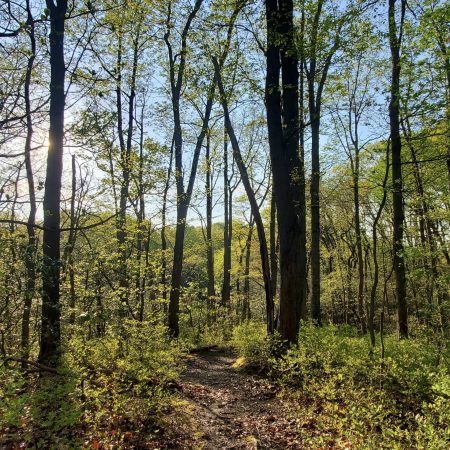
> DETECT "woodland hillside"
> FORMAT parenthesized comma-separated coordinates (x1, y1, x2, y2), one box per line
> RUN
(0, 0, 449, 448)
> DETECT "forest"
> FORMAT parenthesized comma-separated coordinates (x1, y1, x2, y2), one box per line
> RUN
(0, 0, 449, 448)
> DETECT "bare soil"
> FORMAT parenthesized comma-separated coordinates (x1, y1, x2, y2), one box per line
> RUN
(171, 348, 303, 449)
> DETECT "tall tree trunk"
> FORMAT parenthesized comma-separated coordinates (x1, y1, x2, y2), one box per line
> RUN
(166, 0, 241, 336)
(351, 142, 367, 334)
(269, 194, 278, 309)
(243, 218, 254, 321)
(39, 0, 67, 367)
(368, 143, 390, 347)
(205, 131, 216, 313)
(136, 103, 146, 320)
(308, 0, 325, 325)
(161, 139, 174, 303)
(21, 0, 37, 362)
(222, 125, 231, 306)
(388, 0, 408, 338)
(310, 119, 321, 325)
(403, 119, 448, 336)
(215, 60, 274, 333)
(306, 0, 340, 325)
(66, 155, 77, 324)
(265, 0, 307, 343)
(115, 24, 140, 320)
(165, 0, 208, 337)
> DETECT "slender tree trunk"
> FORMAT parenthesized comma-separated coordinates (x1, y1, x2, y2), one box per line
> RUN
(307, 1, 325, 325)
(215, 60, 274, 333)
(136, 104, 146, 320)
(166, 0, 241, 336)
(161, 140, 174, 304)
(269, 194, 278, 308)
(67, 155, 77, 324)
(228, 181, 233, 300)
(243, 218, 254, 321)
(39, 0, 68, 367)
(21, 0, 37, 362)
(222, 125, 231, 306)
(307, 0, 338, 326)
(115, 34, 128, 319)
(115, 25, 140, 321)
(352, 148, 367, 334)
(388, 0, 408, 338)
(165, 0, 209, 337)
(205, 131, 216, 314)
(402, 118, 433, 309)
(310, 119, 321, 325)
(369, 143, 390, 347)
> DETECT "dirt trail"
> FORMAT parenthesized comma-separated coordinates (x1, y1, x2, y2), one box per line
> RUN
(178, 349, 302, 449)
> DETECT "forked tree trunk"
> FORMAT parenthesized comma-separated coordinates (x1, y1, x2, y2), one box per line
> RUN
(166, 0, 242, 336)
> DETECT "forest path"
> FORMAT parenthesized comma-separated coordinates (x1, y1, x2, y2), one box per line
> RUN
(178, 348, 302, 449)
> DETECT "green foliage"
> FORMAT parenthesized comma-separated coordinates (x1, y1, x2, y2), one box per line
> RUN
(0, 365, 28, 428)
(232, 323, 450, 449)
(0, 365, 82, 448)
(231, 322, 275, 372)
(0, 322, 182, 448)
(179, 301, 235, 349)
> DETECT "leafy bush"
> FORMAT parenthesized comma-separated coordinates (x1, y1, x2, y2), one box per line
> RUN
(231, 322, 274, 372)
(0, 321, 183, 448)
(231, 322, 450, 448)
(179, 306, 235, 350)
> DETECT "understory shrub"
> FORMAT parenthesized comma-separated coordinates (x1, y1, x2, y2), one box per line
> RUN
(0, 321, 182, 449)
(231, 322, 275, 372)
(179, 307, 235, 350)
(232, 322, 450, 449)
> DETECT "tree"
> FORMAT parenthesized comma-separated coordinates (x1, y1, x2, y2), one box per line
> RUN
(39, 0, 68, 367)
(265, 0, 307, 343)
(388, 0, 408, 338)
(205, 130, 216, 312)
(215, 57, 275, 333)
(165, 0, 242, 336)
(21, 0, 37, 362)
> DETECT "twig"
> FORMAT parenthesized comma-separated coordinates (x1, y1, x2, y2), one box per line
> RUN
(2, 355, 60, 374)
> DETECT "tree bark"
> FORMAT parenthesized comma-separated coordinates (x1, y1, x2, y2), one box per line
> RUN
(21, 0, 37, 362)
(222, 125, 231, 306)
(265, 0, 307, 343)
(215, 59, 274, 333)
(388, 0, 408, 338)
(308, 0, 324, 326)
(243, 218, 254, 321)
(115, 23, 141, 320)
(205, 131, 216, 312)
(39, 0, 67, 367)
(349, 123, 367, 334)
(368, 143, 390, 347)
(161, 139, 174, 304)
(66, 155, 77, 324)
(269, 194, 278, 309)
